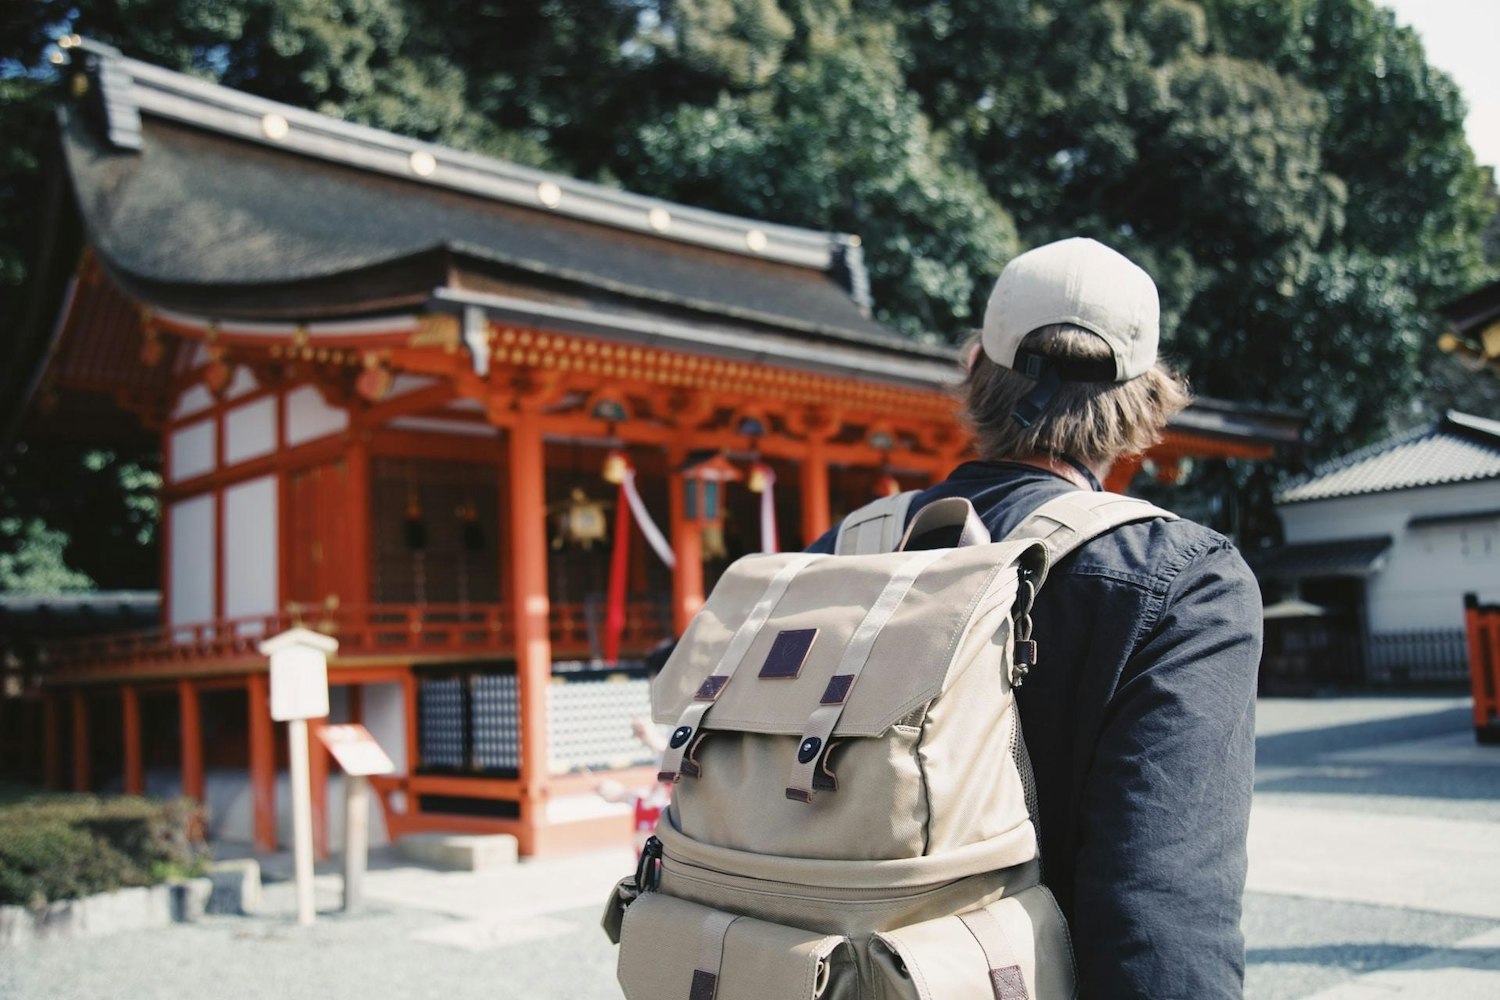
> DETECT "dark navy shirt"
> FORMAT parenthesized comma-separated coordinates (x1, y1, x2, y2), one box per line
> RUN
(810, 461, 1261, 999)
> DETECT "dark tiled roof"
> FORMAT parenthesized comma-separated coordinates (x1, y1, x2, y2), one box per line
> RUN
(1249, 536, 1393, 579)
(60, 40, 924, 355)
(1277, 412, 1500, 503)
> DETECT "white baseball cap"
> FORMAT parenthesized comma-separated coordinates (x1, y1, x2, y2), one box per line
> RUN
(981, 237, 1160, 382)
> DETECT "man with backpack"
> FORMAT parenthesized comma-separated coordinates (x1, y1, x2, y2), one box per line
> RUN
(606, 238, 1259, 1000)
(810, 237, 1262, 997)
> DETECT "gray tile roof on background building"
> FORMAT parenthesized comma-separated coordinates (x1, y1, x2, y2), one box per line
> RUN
(1276, 412, 1500, 504)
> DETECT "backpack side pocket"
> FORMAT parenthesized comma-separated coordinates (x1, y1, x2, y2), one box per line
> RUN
(869, 883, 1077, 1000)
(618, 891, 852, 1000)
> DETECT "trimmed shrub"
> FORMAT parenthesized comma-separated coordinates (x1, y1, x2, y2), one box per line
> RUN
(0, 791, 209, 908)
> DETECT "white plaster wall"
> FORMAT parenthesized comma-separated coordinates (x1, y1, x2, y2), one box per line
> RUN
(224, 366, 259, 399)
(285, 385, 348, 446)
(169, 419, 216, 483)
(224, 397, 277, 466)
(224, 475, 278, 625)
(363, 682, 407, 775)
(169, 495, 216, 626)
(1370, 516, 1500, 630)
(173, 384, 215, 420)
(387, 374, 438, 397)
(1279, 481, 1500, 632)
(1279, 481, 1499, 543)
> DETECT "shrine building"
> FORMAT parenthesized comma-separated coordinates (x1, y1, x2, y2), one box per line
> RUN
(0, 41, 1301, 856)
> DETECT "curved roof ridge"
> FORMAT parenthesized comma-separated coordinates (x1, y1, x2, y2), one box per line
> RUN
(67, 38, 866, 287)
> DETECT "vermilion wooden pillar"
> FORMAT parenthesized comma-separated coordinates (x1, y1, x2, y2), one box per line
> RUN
(668, 448, 705, 636)
(42, 690, 61, 789)
(309, 717, 330, 860)
(800, 438, 831, 547)
(345, 435, 372, 607)
(402, 669, 419, 776)
(121, 685, 144, 795)
(71, 689, 89, 792)
(509, 406, 553, 853)
(247, 673, 277, 852)
(178, 679, 205, 801)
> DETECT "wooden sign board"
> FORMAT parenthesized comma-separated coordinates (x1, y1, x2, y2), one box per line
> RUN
(317, 723, 396, 776)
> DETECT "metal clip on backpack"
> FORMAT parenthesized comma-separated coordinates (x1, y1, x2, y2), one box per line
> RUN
(603, 489, 1173, 1000)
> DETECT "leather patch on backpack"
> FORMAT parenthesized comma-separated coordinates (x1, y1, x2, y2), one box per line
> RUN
(759, 628, 817, 679)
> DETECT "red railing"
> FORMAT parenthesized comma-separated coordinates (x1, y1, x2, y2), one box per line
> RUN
(35, 597, 672, 680)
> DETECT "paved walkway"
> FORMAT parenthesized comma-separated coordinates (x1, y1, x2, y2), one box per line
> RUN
(2, 696, 1497, 998)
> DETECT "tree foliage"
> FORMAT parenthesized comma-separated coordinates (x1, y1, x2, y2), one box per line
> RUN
(1, 0, 1495, 583)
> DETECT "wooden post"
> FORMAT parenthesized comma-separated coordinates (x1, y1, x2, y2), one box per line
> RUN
(287, 716, 317, 926)
(343, 774, 370, 912)
(121, 684, 144, 795)
(71, 689, 89, 792)
(247, 673, 277, 853)
(668, 449, 704, 636)
(178, 679, 205, 801)
(42, 690, 61, 790)
(508, 406, 553, 852)
(402, 669, 419, 776)
(800, 437, 831, 547)
(309, 717, 330, 861)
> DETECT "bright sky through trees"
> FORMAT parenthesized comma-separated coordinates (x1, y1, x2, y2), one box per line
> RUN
(1382, 0, 1499, 168)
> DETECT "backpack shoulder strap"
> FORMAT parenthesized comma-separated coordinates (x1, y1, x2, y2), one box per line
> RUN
(833, 490, 921, 555)
(1002, 491, 1177, 565)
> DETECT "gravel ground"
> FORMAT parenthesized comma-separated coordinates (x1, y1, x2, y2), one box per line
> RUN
(3, 694, 1496, 999)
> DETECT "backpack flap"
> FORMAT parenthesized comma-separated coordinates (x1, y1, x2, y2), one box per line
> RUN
(652, 539, 1048, 791)
(655, 540, 1046, 738)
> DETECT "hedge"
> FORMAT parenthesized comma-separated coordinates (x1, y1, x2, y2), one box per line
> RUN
(0, 789, 209, 909)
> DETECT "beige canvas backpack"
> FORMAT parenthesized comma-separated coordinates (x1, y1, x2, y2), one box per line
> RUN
(603, 489, 1174, 1000)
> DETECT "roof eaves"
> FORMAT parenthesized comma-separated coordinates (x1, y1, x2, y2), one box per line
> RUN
(430, 287, 959, 391)
(1445, 410, 1500, 442)
(441, 240, 956, 361)
(1166, 399, 1303, 446)
(70, 39, 861, 280)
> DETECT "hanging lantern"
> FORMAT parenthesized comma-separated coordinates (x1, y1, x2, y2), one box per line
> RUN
(404, 490, 427, 549)
(602, 448, 629, 485)
(203, 345, 231, 395)
(679, 452, 742, 525)
(747, 460, 771, 495)
(875, 471, 901, 498)
(457, 499, 483, 551)
(550, 488, 611, 550)
(357, 352, 392, 401)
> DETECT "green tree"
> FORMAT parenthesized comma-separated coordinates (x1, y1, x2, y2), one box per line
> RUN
(618, 3, 1019, 337)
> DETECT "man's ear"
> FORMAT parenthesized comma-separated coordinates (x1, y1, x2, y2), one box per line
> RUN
(965, 342, 983, 372)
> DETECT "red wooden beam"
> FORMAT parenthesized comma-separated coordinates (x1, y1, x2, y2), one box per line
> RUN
(43, 691, 61, 790)
(71, 689, 89, 792)
(247, 673, 277, 852)
(179, 678, 205, 801)
(800, 436, 831, 547)
(121, 684, 144, 795)
(508, 406, 553, 851)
